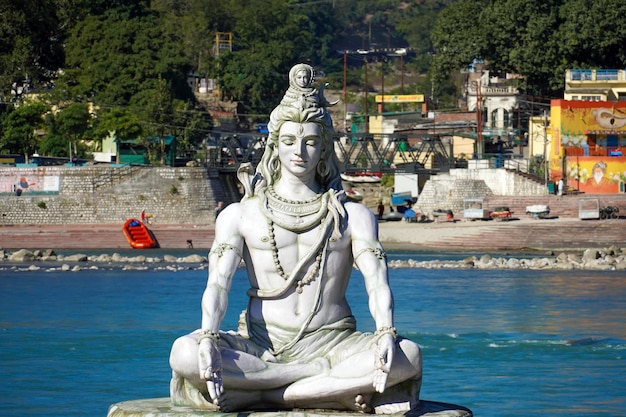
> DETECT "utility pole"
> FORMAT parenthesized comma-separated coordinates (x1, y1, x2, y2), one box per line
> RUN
(364, 56, 369, 132)
(343, 51, 347, 132)
(380, 56, 385, 113)
(543, 110, 549, 185)
(475, 81, 483, 159)
(517, 103, 521, 154)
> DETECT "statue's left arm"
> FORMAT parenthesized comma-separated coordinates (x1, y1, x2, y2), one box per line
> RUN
(348, 203, 396, 393)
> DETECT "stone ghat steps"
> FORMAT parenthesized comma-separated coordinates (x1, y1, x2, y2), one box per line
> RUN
(0, 225, 215, 250)
(430, 219, 625, 251)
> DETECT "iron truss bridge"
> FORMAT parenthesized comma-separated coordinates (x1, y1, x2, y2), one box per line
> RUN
(206, 132, 453, 175)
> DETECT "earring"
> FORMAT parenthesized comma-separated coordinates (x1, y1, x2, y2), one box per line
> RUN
(317, 160, 329, 177)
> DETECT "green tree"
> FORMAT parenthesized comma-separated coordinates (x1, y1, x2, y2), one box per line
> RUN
(150, 0, 234, 79)
(172, 102, 213, 154)
(216, 0, 315, 114)
(0, 102, 48, 156)
(143, 76, 174, 165)
(55, 5, 192, 107)
(430, 0, 487, 89)
(54, 102, 91, 155)
(38, 132, 71, 157)
(92, 107, 144, 145)
(481, 0, 563, 95)
(558, 0, 626, 71)
(0, 0, 64, 103)
(430, 0, 626, 98)
(382, 0, 452, 73)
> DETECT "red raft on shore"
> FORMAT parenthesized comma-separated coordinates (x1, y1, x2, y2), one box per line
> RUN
(122, 218, 159, 249)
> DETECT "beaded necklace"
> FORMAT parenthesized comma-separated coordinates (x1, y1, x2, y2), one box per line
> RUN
(262, 186, 329, 292)
(266, 218, 324, 292)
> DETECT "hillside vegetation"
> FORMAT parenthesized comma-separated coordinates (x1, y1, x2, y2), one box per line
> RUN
(1, 0, 625, 160)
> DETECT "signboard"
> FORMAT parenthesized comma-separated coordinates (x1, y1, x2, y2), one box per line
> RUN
(375, 94, 424, 103)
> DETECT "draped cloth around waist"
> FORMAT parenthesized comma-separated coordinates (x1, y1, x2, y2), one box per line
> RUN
(229, 315, 375, 364)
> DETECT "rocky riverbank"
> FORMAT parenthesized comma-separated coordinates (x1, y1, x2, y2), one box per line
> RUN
(2, 245, 625, 272)
(388, 247, 626, 270)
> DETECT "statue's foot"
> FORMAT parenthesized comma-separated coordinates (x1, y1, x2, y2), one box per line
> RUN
(353, 394, 372, 413)
(373, 400, 411, 414)
(371, 378, 420, 414)
(300, 394, 372, 413)
(217, 389, 264, 412)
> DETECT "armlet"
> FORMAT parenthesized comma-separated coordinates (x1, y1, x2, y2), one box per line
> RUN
(210, 243, 243, 258)
(354, 246, 386, 261)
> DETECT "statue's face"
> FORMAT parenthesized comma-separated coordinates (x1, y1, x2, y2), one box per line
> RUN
(277, 122, 322, 178)
(294, 70, 311, 88)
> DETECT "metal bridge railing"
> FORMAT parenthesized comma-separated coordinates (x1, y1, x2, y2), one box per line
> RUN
(205, 132, 455, 175)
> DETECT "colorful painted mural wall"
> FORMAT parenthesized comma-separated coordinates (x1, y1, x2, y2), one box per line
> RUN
(0, 172, 60, 196)
(551, 100, 626, 193)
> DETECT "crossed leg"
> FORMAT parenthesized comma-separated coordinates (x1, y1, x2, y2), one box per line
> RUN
(170, 334, 422, 413)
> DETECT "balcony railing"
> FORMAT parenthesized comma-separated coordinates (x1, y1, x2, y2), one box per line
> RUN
(563, 145, 625, 157)
(568, 69, 625, 82)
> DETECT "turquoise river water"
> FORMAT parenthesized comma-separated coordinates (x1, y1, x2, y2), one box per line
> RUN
(0, 250, 625, 417)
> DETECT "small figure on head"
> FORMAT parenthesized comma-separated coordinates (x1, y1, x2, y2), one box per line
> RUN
(280, 63, 338, 110)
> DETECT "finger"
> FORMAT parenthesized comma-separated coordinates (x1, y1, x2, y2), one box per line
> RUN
(373, 368, 389, 393)
(381, 358, 392, 373)
(207, 380, 218, 402)
(386, 345, 395, 370)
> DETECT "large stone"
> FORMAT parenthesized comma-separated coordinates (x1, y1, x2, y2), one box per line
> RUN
(63, 253, 89, 262)
(106, 398, 472, 417)
(8, 249, 36, 262)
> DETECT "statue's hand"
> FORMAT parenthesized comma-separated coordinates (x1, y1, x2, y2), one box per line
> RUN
(198, 339, 224, 404)
(373, 333, 396, 393)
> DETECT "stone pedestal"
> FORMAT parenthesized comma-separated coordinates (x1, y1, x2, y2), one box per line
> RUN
(107, 398, 472, 417)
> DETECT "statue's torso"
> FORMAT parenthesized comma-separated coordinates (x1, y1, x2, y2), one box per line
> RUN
(238, 196, 354, 334)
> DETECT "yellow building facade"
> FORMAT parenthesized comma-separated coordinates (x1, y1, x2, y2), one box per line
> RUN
(550, 99, 626, 193)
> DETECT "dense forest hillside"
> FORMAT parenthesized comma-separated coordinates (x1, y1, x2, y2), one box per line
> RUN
(1, 0, 625, 160)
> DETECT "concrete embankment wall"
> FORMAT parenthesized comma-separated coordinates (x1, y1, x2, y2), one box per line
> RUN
(0, 166, 241, 225)
(416, 168, 547, 215)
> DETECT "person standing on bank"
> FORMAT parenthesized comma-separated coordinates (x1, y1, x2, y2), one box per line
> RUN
(169, 64, 422, 414)
(214, 201, 224, 219)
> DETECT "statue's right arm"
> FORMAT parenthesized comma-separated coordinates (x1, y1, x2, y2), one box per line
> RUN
(198, 203, 245, 403)
(202, 203, 244, 329)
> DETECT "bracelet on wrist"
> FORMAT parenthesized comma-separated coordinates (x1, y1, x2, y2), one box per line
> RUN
(374, 326, 398, 341)
(197, 329, 220, 345)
